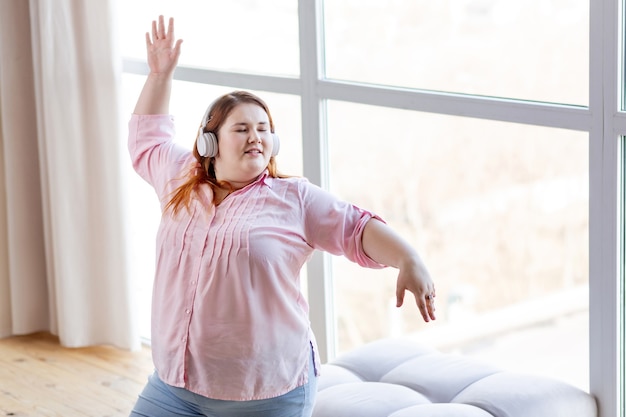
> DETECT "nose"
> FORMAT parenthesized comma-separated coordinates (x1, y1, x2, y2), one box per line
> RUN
(248, 130, 262, 143)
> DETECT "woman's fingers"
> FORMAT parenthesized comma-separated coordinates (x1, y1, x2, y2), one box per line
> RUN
(396, 284, 405, 308)
(168, 17, 175, 42)
(158, 15, 166, 39)
(425, 293, 436, 321)
(415, 293, 435, 322)
(148, 16, 176, 45)
(173, 39, 183, 57)
(151, 19, 157, 42)
(397, 276, 437, 322)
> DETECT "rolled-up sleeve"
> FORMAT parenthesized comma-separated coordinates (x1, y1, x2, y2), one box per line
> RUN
(299, 179, 386, 269)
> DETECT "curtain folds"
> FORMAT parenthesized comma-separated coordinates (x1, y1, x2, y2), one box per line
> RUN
(0, 0, 138, 350)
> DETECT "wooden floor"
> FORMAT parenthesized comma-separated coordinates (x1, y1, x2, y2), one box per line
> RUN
(0, 332, 154, 416)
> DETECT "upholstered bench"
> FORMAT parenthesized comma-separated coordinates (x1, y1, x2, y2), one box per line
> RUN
(312, 338, 597, 417)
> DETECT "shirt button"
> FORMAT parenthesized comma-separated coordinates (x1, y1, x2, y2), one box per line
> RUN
(185, 309, 190, 315)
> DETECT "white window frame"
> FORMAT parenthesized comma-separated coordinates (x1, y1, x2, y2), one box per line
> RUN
(122, 1, 623, 415)
(590, 1, 622, 417)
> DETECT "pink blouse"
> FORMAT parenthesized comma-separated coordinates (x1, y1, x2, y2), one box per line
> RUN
(128, 114, 385, 401)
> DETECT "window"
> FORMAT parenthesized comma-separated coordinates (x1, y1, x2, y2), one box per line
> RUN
(323, 0, 588, 105)
(118, 1, 299, 76)
(117, 1, 621, 415)
(327, 101, 589, 389)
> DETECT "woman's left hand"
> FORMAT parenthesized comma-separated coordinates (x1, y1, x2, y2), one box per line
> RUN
(395, 259, 436, 322)
(361, 218, 436, 323)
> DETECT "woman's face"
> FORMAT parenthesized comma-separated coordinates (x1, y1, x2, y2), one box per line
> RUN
(212, 102, 274, 187)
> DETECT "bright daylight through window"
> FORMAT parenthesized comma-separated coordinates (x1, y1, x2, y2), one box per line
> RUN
(328, 103, 589, 389)
(323, 0, 589, 390)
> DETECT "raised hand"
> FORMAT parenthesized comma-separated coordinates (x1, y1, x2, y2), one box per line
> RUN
(145, 15, 183, 77)
(133, 16, 182, 114)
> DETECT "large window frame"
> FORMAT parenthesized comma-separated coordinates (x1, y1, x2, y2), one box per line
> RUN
(122, 1, 622, 415)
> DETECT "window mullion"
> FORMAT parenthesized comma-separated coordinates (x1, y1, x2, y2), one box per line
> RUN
(589, 0, 621, 416)
(300, 0, 336, 363)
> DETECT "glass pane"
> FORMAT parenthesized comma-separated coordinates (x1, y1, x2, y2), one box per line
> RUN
(120, 74, 303, 339)
(323, 0, 589, 105)
(116, 0, 299, 77)
(327, 100, 589, 390)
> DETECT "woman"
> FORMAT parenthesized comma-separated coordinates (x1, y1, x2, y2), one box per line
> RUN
(128, 15, 436, 417)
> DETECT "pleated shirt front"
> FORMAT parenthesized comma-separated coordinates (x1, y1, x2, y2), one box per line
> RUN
(128, 114, 384, 401)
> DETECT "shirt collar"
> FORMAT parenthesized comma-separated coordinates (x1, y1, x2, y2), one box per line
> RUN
(258, 169, 272, 188)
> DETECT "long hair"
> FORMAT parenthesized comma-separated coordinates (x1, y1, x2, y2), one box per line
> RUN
(165, 91, 284, 213)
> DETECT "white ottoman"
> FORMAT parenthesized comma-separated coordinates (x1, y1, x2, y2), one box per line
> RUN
(313, 338, 597, 417)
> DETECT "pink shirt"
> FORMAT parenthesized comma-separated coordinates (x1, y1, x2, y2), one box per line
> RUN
(128, 114, 385, 401)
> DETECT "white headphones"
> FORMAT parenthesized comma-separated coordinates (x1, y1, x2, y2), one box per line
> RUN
(196, 104, 280, 158)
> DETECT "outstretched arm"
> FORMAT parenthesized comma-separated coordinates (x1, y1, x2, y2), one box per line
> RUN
(361, 218, 436, 322)
(133, 16, 183, 115)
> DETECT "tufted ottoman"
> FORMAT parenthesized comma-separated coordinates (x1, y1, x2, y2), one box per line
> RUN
(312, 338, 597, 417)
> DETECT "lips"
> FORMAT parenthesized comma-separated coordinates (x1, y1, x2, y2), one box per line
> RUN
(244, 148, 262, 154)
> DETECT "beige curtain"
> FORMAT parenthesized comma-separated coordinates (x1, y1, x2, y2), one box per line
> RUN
(0, 0, 138, 350)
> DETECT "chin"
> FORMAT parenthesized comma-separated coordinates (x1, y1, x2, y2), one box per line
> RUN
(237, 166, 266, 181)
(245, 162, 268, 175)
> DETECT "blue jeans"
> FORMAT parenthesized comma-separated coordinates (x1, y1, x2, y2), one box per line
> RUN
(129, 349, 318, 417)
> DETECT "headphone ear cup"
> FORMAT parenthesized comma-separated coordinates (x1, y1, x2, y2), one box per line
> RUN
(271, 133, 280, 157)
(197, 131, 219, 158)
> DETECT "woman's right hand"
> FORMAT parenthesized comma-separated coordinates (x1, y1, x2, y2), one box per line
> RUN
(133, 16, 182, 114)
(145, 15, 183, 77)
